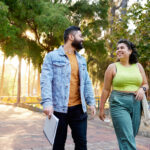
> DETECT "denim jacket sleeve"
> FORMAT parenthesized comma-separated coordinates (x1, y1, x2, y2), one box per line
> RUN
(40, 53, 53, 109)
(84, 61, 96, 106)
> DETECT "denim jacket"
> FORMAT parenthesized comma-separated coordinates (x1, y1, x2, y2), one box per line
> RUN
(40, 46, 95, 113)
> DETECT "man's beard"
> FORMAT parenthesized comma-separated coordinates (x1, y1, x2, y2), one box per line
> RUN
(71, 39, 83, 50)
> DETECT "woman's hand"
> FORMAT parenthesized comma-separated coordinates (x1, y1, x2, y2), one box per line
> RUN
(99, 109, 105, 121)
(135, 88, 145, 101)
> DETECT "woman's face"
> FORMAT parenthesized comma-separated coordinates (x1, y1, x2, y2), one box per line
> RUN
(116, 43, 132, 60)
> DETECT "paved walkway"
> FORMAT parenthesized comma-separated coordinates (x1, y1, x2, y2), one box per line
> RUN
(0, 104, 150, 150)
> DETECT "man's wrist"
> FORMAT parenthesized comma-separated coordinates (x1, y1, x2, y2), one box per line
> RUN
(43, 104, 53, 110)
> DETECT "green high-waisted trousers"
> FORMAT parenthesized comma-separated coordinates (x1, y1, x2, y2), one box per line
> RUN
(109, 90, 142, 150)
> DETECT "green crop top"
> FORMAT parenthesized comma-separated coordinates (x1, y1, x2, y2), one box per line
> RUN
(112, 62, 143, 91)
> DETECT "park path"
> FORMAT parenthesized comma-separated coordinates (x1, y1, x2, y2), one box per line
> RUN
(0, 104, 150, 150)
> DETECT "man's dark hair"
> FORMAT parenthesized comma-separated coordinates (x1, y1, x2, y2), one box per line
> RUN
(117, 39, 138, 64)
(64, 26, 81, 43)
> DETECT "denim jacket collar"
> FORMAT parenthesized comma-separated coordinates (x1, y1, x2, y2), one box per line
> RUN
(58, 46, 66, 56)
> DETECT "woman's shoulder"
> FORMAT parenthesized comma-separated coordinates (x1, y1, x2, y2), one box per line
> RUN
(108, 63, 117, 68)
(106, 63, 116, 72)
(105, 63, 116, 77)
(136, 62, 144, 72)
(136, 62, 142, 67)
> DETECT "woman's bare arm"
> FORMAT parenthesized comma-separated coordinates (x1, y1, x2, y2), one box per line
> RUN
(99, 63, 115, 120)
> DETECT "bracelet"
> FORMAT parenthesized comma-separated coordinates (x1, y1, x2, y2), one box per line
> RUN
(141, 86, 146, 92)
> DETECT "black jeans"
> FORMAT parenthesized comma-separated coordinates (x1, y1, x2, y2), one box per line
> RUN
(53, 104, 87, 150)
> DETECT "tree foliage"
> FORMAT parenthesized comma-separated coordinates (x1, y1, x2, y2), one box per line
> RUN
(106, 1, 150, 72)
(69, 0, 109, 83)
(0, 0, 109, 78)
(105, 0, 150, 96)
(0, 0, 71, 66)
(129, 2, 150, 68)
(0, 0, 149, 96)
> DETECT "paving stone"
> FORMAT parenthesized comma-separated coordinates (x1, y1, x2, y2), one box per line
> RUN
(0, 104, 150, 150)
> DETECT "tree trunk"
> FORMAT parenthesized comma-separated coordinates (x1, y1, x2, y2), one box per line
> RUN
(0, 55, 6, 97)
(37, 67, 41, 96)
(12, 69, 17, 96)
(110, 0, 117, 25)
(24, 61, 28, 96)
(109, 0, 129, 53)
(17, 56, 22, 104)
(110, 0, 129, 25)
(28, 60, 31, 96)
(120, 0, 128, 16)
(31, 69, 36, 96)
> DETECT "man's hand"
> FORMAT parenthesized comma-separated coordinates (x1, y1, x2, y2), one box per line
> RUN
(43, 106, 53, 119)
(89, 105, 96, 118)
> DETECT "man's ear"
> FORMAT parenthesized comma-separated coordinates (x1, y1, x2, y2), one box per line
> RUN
(68, 34, 74, 41)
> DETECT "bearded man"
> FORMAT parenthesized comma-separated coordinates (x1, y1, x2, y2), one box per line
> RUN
(40, 26, 96, 150)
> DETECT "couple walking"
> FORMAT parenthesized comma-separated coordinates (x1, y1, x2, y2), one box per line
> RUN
(40, 26, 149, 150)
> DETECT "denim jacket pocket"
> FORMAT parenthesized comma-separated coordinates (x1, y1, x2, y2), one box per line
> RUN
(52, 61, 69, 75)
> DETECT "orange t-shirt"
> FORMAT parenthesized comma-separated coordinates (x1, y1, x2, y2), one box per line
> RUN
(66, 53, 81, 107)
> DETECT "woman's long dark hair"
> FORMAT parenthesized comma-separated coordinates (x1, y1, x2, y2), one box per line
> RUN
(117, 39, 138, 64)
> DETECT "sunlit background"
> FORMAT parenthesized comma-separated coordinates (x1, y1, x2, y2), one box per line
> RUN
(0, 30, 39, 97)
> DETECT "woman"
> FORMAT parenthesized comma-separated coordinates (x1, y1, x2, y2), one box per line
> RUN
(99, 39, 149, 150)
